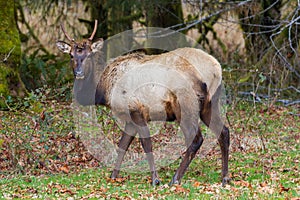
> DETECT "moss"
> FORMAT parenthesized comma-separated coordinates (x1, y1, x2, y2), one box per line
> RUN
(0, 64, 12, 107)
(0, 0, 25, 108)
(0, 1, 21, 55)
(0, 64, 10, 95)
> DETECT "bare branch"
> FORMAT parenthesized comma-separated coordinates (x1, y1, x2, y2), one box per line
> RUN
(135, 0, 252, 38)
(175, 0, 252, 33)
(2, 46, 15, 63)
(238, 0, 281, 21)
(269, 13, 300, 78)
(288, 7, 300, 55)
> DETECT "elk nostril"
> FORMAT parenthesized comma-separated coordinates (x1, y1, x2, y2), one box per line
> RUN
(76, 70, 83, 75)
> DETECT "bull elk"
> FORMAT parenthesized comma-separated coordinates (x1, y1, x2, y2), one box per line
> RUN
(56, 20, 230, 186)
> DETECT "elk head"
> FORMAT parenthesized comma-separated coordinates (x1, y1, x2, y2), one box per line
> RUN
(56, 20, 103, 79)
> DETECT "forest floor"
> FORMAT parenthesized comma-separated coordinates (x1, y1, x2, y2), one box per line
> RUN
(0, 97, 299, 199)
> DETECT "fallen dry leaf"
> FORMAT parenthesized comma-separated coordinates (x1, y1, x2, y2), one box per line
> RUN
(106, 176, 128, 184)
(56, 188, 76, 195)
(260, 182, 267, 187)
(279, 183, 290, 193)
(193, 181, 201, 188)
(170, 184, 190, 193)
(59, 164, 69, 174)
(233, 180, 252, 188)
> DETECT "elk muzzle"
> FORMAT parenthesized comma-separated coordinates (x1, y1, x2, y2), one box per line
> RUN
(74, 62, 85, 79)
(73, 50, 88, 79)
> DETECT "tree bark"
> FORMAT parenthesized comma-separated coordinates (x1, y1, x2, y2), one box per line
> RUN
(88, 0, 109, 40)
(238, 0, 282, 63)
(0, 0, 25, 107)
(143, 0, 184, 54)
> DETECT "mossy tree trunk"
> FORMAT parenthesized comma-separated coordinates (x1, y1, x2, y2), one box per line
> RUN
(0, 0, 25, 107)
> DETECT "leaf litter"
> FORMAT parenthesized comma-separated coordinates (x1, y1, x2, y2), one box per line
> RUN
(0, 101, 299, 199)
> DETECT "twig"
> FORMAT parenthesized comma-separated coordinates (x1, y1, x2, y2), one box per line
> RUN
(270, 13, 300, 78)
(288, 7, 299, 55)
(238, 91, 300, 106)
(238, 0, 281, 21)
(2, 46, 15, 63)
(239, 83, 300, 94)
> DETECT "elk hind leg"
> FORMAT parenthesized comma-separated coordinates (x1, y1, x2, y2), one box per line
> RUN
(170, 125, 203, 185)
(200, 85, 230, 186)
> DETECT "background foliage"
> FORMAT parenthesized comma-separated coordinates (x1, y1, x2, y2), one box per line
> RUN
(11, 0, 300, 105)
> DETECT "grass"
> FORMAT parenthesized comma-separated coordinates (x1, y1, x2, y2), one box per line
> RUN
(0, 97, 299, 199)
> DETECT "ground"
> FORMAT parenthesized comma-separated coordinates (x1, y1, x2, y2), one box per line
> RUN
(0, 96, 299, 199)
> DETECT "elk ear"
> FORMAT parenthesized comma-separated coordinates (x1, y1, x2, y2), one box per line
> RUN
(56, 41, 71, 53)
(91, 38, 104, 52)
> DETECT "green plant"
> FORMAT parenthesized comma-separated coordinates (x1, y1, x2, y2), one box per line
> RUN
(20, 53, 72, 92)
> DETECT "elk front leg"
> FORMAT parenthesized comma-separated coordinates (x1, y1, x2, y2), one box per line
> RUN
(111, 123, 135, 179)
(130, 110, 159, 186)
(170, 127, 203, 185)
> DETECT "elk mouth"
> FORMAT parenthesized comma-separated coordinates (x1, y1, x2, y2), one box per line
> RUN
(75, 74, 85, 80)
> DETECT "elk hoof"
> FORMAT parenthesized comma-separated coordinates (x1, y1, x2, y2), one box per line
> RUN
(110, 169, 120, 179)
(169, 180, 179, 186)
(152, 178, 161, 186)
(169, 176, 180, 186)
(222, 176, 231, 187)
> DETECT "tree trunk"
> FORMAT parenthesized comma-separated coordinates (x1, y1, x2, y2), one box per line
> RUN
(143, 0, 184, 54)
(0, 0, 25, 108)
(238, 0, 282, 63)
(87, 0, 109, 40)
(144, 0, 183, 28)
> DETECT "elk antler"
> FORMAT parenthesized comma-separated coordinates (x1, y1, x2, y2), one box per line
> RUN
(61, 23, 74, 42)
(88, 20, 98, 41)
